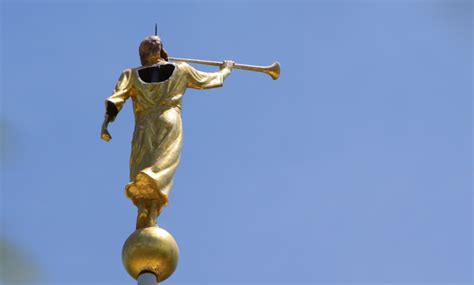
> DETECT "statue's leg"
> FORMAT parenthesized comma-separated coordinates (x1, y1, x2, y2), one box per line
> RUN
(136, 199, 149, 229)
(147, 200, 158, 227)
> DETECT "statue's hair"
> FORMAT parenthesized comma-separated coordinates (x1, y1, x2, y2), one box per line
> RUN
(139, 36, 169, 65)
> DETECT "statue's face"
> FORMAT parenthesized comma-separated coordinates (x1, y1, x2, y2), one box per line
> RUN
(139, 36, 163, 65)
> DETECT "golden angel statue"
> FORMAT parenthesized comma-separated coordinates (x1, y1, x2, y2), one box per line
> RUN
(101, 32, 279, 282)
(101, 35, 234, 229)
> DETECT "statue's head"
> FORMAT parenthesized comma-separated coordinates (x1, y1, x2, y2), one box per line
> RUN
(139, 35, 169, 66)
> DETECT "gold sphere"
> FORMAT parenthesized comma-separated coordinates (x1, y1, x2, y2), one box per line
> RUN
(122, 226, 179, 282)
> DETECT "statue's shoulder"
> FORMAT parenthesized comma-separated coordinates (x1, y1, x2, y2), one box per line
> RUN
(118, 68, 135, 77)
(112, 68, 135, 85)
(173, 61, 189, 70)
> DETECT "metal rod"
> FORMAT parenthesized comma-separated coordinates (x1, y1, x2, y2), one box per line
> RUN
(138, 272, 157, 285)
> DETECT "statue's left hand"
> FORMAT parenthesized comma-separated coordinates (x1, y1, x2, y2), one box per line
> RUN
(101, 127, 112, 142)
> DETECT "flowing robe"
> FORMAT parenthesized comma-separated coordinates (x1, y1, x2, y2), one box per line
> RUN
(106, 62, 225, 209)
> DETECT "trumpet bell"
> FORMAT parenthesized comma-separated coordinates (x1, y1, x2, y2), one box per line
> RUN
(266, 62, 281, 80)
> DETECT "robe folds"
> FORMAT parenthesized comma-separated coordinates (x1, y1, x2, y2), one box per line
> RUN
(106, 62, 225, 209)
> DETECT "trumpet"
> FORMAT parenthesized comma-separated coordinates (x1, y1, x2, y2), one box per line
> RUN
(169, 57, 281, 80)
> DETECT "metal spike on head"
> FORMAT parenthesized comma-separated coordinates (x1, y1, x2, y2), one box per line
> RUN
(154, 23, 157, 36)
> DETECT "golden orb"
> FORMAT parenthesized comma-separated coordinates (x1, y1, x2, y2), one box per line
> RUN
(122, 226, 179, 282)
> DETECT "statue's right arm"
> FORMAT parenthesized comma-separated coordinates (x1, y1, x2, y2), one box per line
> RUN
(184, 61, 233, 90)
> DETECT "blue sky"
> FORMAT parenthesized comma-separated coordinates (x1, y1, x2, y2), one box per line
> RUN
(1, 1, 472, 284)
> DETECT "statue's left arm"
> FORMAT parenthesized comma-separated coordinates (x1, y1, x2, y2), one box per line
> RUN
(101, 69, 133, 142)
